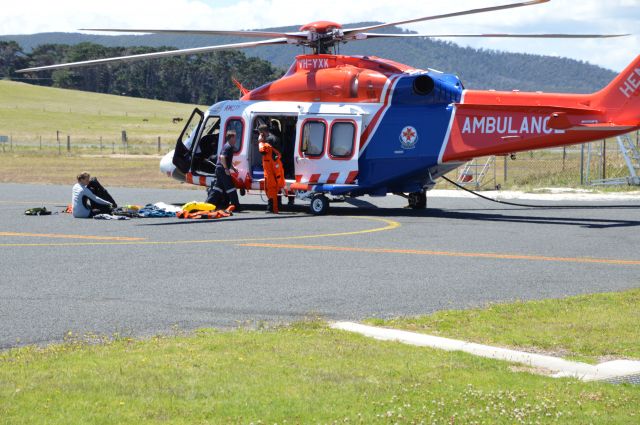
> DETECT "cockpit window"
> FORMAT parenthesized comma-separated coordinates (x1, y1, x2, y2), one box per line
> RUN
(201, 116, 221, 137)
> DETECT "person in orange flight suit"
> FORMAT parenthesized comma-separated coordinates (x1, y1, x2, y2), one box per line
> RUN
(257, 124, 285, 213)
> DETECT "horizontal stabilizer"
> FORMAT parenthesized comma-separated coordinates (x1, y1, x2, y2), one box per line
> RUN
(565, 123, 636, 132)
(456, 103, 599, 115)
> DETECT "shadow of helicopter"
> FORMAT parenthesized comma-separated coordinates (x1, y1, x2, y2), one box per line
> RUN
(137, 199, 640, 229)
(330, 204, 640, 229)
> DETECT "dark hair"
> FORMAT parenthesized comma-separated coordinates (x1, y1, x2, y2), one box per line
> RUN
(77, 172, 90, 181)
(226, 131, 236, 142)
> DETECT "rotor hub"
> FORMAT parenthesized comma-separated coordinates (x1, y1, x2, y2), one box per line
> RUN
(299, 21, 343, 33)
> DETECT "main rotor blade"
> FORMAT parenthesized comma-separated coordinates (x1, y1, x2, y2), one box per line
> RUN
(358, 32, 630, 39)
(344, 0, 550, 35)
(16, 38, 289, 73)
(80, 28, 307, 40)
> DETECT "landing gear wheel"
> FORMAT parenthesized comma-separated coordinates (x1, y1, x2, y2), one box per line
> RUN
(407, 191, 427, 209)
(309, 194, 329, 215)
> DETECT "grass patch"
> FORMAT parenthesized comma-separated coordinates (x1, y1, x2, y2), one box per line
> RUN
(367, 289, 640, 364)
(2, 293, 640, 424)
(0, 153, 200, 189)
(0, 80, 203, 143)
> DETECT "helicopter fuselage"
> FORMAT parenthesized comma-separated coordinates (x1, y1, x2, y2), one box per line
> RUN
(161, 53, 640, 210)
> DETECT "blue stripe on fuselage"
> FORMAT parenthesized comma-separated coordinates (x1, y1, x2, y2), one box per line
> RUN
(358, 73, 463, 193)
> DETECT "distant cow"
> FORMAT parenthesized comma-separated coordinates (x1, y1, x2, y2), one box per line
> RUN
(172, 117, 183, 124)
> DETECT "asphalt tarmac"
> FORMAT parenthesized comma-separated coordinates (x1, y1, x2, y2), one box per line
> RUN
(1, 183, 639, 349)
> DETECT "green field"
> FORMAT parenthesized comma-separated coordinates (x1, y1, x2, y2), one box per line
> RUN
(0, 81, 207, 187)
(0, 80, 203, 151)
(1, 290, 639, 424)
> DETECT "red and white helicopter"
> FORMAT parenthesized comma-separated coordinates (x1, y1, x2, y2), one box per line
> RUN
(19, 0, 638, 214)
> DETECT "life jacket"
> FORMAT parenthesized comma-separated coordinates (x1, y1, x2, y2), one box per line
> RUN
(180, 201, 216, 213)
(177, 205, 235, 219)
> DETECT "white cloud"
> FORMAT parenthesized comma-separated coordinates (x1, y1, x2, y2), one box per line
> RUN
(1, 0, 638, 71)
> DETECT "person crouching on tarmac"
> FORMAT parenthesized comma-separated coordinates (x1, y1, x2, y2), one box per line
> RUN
(209, 131, 241, 210)
(257, 124, 285, 213)
(71, 172, 114, 218)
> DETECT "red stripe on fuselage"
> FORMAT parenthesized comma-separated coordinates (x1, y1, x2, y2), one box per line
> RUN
(359, 75, 399, 152)
(327, 173, 340, 184)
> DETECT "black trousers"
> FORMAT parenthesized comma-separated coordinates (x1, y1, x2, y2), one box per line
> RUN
(208, 168, 240, 208)
(82, 196, 112, 217)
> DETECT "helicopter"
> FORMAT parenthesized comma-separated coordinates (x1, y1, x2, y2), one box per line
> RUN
(18, 0, 638, 215)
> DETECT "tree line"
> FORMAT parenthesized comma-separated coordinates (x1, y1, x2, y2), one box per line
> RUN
(0, 41, 283, 105)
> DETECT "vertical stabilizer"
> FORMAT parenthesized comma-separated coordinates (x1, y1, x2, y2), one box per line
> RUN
(592, 55, 640, 125)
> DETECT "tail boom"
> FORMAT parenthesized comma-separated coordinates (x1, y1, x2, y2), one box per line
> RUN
(441, 55, 640, 162)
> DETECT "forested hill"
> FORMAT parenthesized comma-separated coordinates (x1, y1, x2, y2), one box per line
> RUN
(0, 41, 283, 105)
(2, 23, 618, 95)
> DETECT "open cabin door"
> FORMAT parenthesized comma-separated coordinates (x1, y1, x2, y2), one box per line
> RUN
(172, 108, 203, 174)
(294, 113, 361, 186)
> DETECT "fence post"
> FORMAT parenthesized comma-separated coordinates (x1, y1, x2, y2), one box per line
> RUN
(100, 136, 103, 152)
(67, 135, 71, 152)
(39, 135, 42, 150)
(157, 136, 161, 153)
(56, 130, 60, 143)
(112, 140, 115, 154)
(580, 144, 585, 185)
(121, 130, 127, 156)
(503, 155, 508, 183)
(602, 139, 607, 180)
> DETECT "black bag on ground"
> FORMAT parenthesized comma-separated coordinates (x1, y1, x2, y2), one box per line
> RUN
(87, 177, 117, 208)
(24, 207, 51, 216)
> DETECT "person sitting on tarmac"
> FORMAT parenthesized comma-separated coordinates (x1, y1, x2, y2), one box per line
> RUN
(208, 131, 241, 210)
(71, 172, 114, 218)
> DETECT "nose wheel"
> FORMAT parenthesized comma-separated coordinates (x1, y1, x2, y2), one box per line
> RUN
(309, 194, 329, 215)
(407, 191, 427, 209)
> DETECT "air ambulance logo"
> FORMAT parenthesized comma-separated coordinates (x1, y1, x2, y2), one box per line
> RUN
(400, 126, 418, 149)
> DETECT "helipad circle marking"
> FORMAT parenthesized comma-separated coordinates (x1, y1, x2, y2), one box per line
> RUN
(0, 216, 400, 247)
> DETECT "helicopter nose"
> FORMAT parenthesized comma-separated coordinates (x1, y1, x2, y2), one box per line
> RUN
(159, 150, 176, 177)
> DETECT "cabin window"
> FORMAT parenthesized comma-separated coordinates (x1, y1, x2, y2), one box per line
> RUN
(301, 120, 326, 158)
(225, 117, 244, 153)
(329, 121, 355, 159)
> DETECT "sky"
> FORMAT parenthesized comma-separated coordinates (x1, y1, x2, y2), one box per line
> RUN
(1, 0, 638, 72)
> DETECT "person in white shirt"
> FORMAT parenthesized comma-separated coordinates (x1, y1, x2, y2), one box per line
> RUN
(71, 172, 113, 218)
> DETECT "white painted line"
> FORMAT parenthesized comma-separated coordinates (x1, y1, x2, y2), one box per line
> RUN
(331, 322, 640, 382)
(427, 189, 640, 201)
